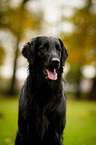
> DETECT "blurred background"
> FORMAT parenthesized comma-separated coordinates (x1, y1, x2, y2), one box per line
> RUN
(0, 0, 96, 145)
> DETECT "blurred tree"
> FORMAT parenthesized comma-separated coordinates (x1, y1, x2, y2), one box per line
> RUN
(0, 44, 5, 66)
(89, 77, 96, 100)
(0, 0, 44, 95)
(61, 0, 96, 99)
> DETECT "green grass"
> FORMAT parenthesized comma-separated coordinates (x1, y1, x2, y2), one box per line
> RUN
(0, 96, 18, 145)
(64, 101, 96, 145)
(0, 96, 96, 145)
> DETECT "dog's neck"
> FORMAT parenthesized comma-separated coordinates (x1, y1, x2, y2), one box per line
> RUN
(27, 64, 63, 108)
(29, 64, 62, 88)
(28, 65, 62, 93)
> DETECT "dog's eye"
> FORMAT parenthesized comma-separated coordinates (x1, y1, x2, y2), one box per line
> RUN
(56, 44, 61, 51)
(40, 43, 49, 51)
(42, 46, 48, 50)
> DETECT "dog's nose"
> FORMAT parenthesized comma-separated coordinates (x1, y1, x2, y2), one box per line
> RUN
(51, 58, 60, 69)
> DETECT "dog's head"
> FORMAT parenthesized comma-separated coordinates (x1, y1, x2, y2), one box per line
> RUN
(22, 36, 68, 80)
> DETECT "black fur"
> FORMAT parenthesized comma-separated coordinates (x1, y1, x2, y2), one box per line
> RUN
(15, 36, 68, 145)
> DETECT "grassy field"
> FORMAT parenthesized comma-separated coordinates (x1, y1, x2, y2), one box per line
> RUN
(0, 96, 96, 145)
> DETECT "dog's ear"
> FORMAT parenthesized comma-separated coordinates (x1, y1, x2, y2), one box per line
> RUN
(58, 38, 68, 66)
(22, 38, 36, 65)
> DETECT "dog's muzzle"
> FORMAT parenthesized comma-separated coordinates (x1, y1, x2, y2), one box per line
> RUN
(44, 58, 60, 81)
(50, 58, 60, 70)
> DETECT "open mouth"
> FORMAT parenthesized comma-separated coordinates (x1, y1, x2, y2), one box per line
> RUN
(44, 68, 58, 80)
(43, 58, 60, 80)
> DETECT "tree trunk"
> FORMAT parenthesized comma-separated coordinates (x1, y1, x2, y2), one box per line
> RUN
(75, 66, 82, 99)
(8, 1, 26, 96)
(8, 43, 19, 95)
(89, 77, 96, 100)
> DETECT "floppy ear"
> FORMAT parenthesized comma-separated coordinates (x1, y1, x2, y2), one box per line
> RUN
(22, 38, 36, 65)
(58, 38, 68, 66)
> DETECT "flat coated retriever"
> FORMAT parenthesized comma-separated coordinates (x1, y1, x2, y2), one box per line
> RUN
(15, 36, 68, 145)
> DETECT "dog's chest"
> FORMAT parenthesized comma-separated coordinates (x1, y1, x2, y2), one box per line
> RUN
(36, 112, 49, 140)
(30, 100, 56, 140)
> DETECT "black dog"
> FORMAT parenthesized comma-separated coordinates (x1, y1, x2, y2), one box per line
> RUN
(15, 36, 68, 145)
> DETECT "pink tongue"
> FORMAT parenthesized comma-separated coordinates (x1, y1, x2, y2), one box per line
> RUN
(46, 69, 57, 80)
